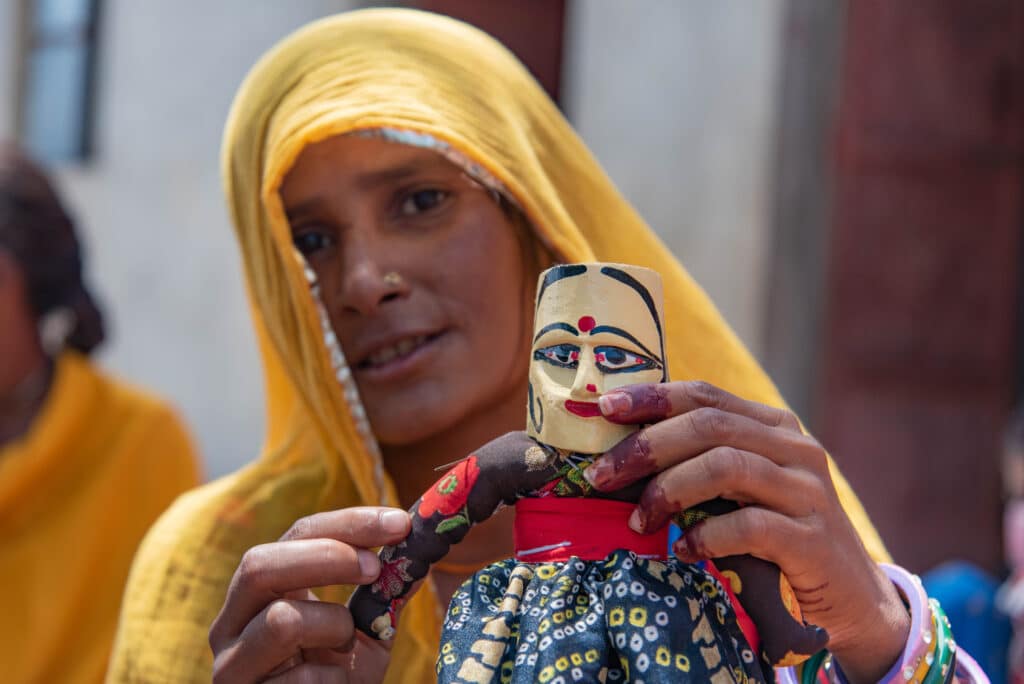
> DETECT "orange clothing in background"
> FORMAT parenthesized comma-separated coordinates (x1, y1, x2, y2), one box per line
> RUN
(0, 351, 201, 683)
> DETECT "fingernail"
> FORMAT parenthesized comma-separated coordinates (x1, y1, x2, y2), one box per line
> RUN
(599, 391, 632, 416)
(672, 534, 704, 563)
(381, 510, 409, 535)
(628, 508, 644, 533)
(672, 537, 695, 562)
(583, 460, 608, 489)
(357, 549, 380, 577)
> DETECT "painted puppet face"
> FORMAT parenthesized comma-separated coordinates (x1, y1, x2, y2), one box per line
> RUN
(527, 263, 667, 454)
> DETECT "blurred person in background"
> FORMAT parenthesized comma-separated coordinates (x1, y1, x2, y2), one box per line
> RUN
(0, 144, 201, 683)
(920, 404, 1017, 684)
(109, 9, 987, 684)
(924, 562, 1010, 684)
(1000, 407, 1024, 683)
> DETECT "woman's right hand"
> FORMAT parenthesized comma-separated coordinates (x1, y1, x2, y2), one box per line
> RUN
(209, 506, 411, 683)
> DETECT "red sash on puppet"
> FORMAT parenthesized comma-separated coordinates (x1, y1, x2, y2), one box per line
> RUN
(514, 497, 667, 562)
(513, 496, 761, 656)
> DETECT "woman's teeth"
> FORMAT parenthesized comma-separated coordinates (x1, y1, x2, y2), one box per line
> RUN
(366, 335, 428, 367)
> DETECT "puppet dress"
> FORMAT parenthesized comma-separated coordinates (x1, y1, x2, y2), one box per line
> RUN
(436, 467, 767, 684)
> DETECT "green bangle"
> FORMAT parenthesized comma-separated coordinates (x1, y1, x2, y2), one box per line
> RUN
(794, 600, 956, 684)
(921, 599, 955, 684)
(800, 650, 829, 684)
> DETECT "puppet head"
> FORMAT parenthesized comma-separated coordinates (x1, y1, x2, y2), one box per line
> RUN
(527, 263, 667, 454)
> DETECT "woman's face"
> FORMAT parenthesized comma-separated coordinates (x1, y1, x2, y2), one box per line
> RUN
(280, 135, 533, 446)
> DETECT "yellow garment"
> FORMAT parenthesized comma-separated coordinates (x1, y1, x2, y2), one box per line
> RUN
(108, 9, 890, 682)
(0, 350, 200, 683)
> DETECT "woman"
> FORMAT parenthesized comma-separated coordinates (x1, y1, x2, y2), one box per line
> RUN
(0, 145, 201, 683)
(109, 9, 977, 683)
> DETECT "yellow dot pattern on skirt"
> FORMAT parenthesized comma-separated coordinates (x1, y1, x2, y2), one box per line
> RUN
(436, 550, 764, 683)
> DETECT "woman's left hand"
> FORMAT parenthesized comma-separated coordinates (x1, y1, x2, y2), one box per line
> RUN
(582, 381, 910, 683)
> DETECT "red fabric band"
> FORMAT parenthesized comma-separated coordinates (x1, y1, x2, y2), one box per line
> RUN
(513, 496, 668, 562)
(512, 497, 762, 656)
(705, 560, 762, 658)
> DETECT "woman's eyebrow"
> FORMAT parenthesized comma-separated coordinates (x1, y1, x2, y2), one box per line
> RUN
(354, 158, 452, 191)
(284, 196, 325, 223)
(533, 322, 579, 344)
(283, 159, 452, 222)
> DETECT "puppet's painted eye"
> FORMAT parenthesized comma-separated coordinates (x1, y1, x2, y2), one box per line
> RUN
(533, 344, 580, 369)
(594, 345, 658, 373)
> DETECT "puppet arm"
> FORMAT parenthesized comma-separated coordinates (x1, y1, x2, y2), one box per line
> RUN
(677, 498, 828, 668)
(349, 431, 561, 639)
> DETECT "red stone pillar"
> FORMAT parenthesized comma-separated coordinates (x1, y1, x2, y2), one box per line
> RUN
(410, 0, 566, 104)
(821, 2, 1024, 572)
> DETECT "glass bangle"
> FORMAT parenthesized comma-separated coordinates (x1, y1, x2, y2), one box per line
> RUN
(921, 599, 954, 684)
(907, 609, 939, 683)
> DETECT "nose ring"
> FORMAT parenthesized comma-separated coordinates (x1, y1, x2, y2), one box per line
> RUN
(383, 271, 404, 287)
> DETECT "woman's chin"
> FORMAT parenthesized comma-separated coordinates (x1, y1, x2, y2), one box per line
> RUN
(366, 381, 523, 450)
(365, 396, 468, 448)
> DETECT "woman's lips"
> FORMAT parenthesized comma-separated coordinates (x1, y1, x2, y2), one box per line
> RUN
(354, 330, 447, 382)
(564, 399, 602, 418)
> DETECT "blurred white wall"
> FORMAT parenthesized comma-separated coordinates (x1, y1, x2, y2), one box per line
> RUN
(2, 1, 785, 478)
(564, 0, 784, 359)
(1, 1, 362, 478)
(0, 1, 16, 136)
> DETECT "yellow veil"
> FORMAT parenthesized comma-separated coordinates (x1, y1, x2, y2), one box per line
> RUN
(108, 9, 888, 682)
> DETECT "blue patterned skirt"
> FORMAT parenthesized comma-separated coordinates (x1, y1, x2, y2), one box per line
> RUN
(437, 550, 769, 683)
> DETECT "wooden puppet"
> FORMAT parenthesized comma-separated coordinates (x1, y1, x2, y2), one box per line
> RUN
(350, 263, 826, 682)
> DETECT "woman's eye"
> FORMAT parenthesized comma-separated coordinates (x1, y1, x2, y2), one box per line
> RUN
(292, 230, 334, 256)
(533, 343, 580, 369)
(594, 346, 658, 373)
(399, 188, 449, 216)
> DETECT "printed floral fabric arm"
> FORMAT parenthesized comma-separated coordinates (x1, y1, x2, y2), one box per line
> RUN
(677, 498, 828, 668)
(349, 431, 561, 639)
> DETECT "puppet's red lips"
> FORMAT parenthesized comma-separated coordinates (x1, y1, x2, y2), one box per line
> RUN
(564, 400, 602, 418)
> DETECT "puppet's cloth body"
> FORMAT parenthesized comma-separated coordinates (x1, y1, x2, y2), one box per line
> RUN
(439, 535, 766, 683)
(351, 435, 770, 683)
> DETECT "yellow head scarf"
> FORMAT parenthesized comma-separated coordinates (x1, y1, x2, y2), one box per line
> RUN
(108, 9, 888, 682)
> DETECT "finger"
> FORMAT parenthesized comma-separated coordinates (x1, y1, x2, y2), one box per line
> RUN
(585, 406, 823, 490)
(630, 447, 819, 533)
(671, 506, 808, 569)
(213, 599, 355, 683)
(264, 663, 347, 683)
(598, 381, 802, 432)
(342, 631, 393, 671)
(282, 588, 318, 602)
(299, 649, 352, 666)
(211, 539, 378, 648)
(279, 507, 410, 545)
(213, 509, 409, 646)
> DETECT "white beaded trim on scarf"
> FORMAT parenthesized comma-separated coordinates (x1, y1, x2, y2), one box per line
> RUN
(352, 127, 517, 207)
(303, 262, 387, 504)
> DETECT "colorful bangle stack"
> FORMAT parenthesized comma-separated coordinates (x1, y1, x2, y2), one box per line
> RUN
(885, 564, 963, 683)
(790, 564, 989, 684)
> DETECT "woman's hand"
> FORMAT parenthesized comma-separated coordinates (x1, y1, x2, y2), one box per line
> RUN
(209, 507, 411, 683)
(583, 381, 910, 683)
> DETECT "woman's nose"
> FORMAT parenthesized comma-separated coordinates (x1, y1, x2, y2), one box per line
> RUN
(336, 240, 410, 316)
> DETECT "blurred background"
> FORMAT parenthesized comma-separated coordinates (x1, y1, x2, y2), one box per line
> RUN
(1, 0, 1020, 585)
